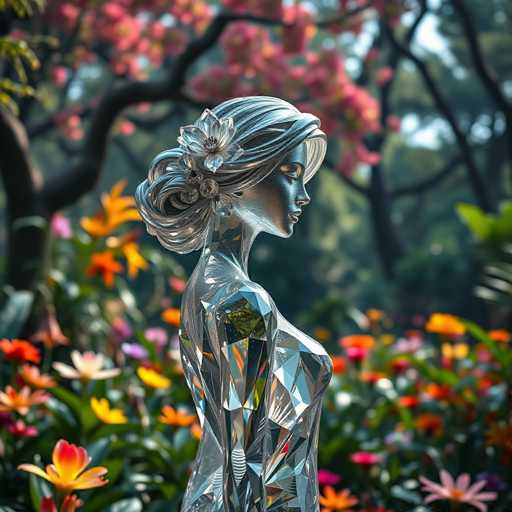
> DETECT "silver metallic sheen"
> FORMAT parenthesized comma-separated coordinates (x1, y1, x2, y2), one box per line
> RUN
(135, 96, 333, 511)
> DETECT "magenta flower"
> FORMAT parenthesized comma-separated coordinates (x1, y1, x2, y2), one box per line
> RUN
(111, 317, 132, 342)
(7, 419, 38, 437)
(419, 470, 497, 512)
(318, 469, 341, 486)
(350, 452, 383, 466)
(50, 213, 72, 239)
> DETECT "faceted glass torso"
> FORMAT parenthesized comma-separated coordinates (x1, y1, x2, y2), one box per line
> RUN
(178, 255, 333, 511)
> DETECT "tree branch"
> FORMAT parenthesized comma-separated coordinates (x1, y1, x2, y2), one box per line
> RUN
(384, 25, 493, 212)
(39, 11, 275, 213)
(450, 0, 512, 122)
(0, 110, 40, 214)
(324, 157, 369, 197)
(391, 155, 462, 198)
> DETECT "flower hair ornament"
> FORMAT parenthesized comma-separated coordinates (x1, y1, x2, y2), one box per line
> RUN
(169, 109, 244, 212)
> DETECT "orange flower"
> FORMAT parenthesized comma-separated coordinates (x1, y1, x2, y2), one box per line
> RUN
(18, 439, 108, 494)
(339, 335, 375, 349)
(398, 395, 419, 408)
(29, 305, 69, 349)
(190, 421, 202, 440)
(161, 307, 181, 327)
(159, 405, 196, 427)
(0, 339, 40, 364)
(441, 342, 469, 360)
(360, 371, 386, 383)
(424, 383, 454, 402)
(319, 486, 358, 511)
(425, 313, 465, 337)
(53, 351, 121, 381)
(19, 365, 56, 389)
(106, 230, 149, 278)
(488, 329, 511, 343)
(331, 355, 346, 375)
(137, 366, 171, 389)
(90, 397, 128, 424)
(85, 251, 123, 288)
(0, 385, 49, 415)
(415, 413, 443, 436)
(366, 308, 384, 322)
(80, 179, 141, 238)
(314, 327, 331, 341)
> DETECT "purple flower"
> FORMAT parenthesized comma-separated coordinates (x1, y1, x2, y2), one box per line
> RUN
(112, 317, 132, 342)
(476, 472, 507, 492)
(318, 469, 341, 486)
(121, 342, 148, 360)
(144, 327, 168, 350)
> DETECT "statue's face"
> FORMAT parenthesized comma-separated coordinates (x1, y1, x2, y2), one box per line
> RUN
(238, 142, 310, 237)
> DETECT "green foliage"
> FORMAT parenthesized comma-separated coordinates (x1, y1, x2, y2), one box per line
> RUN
(0, 0, 44, 17)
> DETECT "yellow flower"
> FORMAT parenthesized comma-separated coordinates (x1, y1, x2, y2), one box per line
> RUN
(80, 179, 141, 238)
(137, 367, 171, 389)
(90, 397, 127, 424)
(159, 405, 196, 427)
(441, 343, 469, 360)
(425, 313, 465, 337)
(53, 351, 121, 382)
(18, 439, 108, 494)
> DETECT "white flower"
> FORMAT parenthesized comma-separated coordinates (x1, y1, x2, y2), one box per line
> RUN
(53, 351, 121, 381)
(177, 109, 243, 173)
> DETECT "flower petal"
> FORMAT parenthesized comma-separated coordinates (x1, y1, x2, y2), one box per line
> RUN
(18, 464, 52, 482)
(94, 368, 122, 380)
(52, 440, 91, 481)
(72, 466, 108, 490)
(204, 153, 224, 173)
(456, 473, 470, 492)
(440, 469, 455, 490)
(52, 362, 80, 379)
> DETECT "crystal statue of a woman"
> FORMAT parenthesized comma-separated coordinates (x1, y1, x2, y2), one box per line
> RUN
(135, 96, 333, 511)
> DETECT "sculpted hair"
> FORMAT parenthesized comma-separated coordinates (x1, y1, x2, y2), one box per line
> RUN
(135, 96, 327, 254)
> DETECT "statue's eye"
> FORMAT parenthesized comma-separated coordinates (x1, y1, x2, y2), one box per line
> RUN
(280, 163, 302, 179)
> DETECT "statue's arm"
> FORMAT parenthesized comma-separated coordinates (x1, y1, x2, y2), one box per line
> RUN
(210, 283, 275, 510)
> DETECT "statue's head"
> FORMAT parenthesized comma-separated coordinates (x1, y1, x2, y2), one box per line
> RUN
(136, 96, 327, 253)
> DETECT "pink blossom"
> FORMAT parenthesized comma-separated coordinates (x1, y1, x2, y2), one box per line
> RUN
(50, 66, 68, 87)
(7, 419, 38, 437)
(386, 115, 401, 132)
(50, 213, 72, 239)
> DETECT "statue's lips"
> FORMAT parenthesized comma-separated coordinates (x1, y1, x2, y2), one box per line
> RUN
(288, 210, 302, 223)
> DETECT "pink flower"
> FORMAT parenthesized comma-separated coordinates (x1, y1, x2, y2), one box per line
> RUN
(346, 346, 369, 362)
(50, 66, 68, 87)
(7, 419, 38, 437)
(386, 115, 401, 132)
(419, 470, 497, 512)
(50, 213, 72, 239)
(350, 451, 383, 465)
(144, 327, 168, 350)
(318, 469, 341, 486)
(375, 66, 394, 86)
(169, 276, 187, 293)
(111, 317, 132, 342)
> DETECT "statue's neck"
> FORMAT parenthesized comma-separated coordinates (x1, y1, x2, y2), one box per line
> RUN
(201, 209, 260, 276)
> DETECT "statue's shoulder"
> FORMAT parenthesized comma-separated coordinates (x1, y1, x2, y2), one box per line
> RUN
(210, 279, 276, 334)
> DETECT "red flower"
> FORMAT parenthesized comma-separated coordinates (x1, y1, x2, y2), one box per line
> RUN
(398, 395, 419, 408)
(0, 339, 40, 364)
(346, 346, 369, 362)
(7, 419, 38, 437)
(350, 452, 383, 466)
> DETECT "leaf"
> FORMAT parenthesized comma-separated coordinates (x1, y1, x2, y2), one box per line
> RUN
(29, 471, 52, 511)
(0, 288, 33, 338)
(50, 386, 96, 432)
(456, 203, 492, 241)
(86, 437, 111, 467)
(390, 485, 422, 505)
